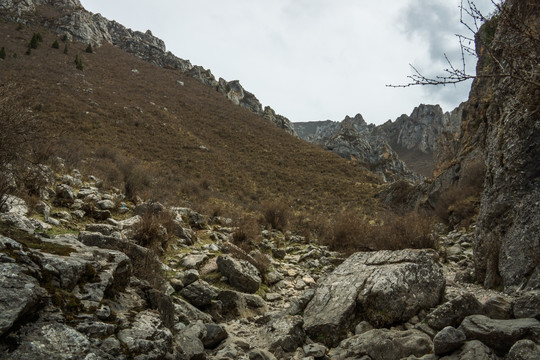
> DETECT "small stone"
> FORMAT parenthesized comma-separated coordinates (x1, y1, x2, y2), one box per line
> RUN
(303, 343, 327, 358)
(183, 269, 199, 286)
(433, 326, 466, 355)
(96, 305, 111, 320)
(484, 295, 512, 319)
(355, 321, 374, 335)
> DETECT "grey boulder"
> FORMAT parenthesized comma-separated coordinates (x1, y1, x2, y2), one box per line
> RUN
(0, 262, 47, 336)
(458, 314, 540, 355)
(217, 255, 261, 293)
(303, 250, 445, 346)
(328, 328, 433, 360)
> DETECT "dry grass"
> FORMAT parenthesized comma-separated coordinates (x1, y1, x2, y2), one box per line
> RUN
(434, 158, 485, 228)
(261, 200, 290, 231)
(320, 210, 437, 255)
(0, 20, 380, 218)
(133, 210, 176, 253)
(231, 215, 261, 253)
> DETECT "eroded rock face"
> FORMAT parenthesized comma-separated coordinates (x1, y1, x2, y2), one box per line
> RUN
(303, 249, 445, 346)
(293, 114, 423, 182)
(0, 262, 47, 336)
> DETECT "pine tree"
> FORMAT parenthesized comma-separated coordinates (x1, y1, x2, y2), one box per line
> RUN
(0, 47, 6, 60)
(52, 40, 59, 49)
(75, 55, 83, 71)
(63, 43, 68, 54)
(29, 34, 39, 49)
(61, 34, 68, 42)
(85, 43, 93, 53)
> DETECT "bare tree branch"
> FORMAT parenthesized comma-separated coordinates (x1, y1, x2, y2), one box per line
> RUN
(387, 0, 540, 89)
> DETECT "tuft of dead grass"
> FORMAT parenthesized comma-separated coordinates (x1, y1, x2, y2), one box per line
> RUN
(320, 210, 437, 255)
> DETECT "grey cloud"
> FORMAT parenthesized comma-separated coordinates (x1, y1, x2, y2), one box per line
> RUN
(401, 0, 462, 62)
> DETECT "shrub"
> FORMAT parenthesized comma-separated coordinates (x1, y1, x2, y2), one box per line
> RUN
(261, 200, 290, 231)
(434, 158, 485, 228)
(232, 215, 260, 253)
(61, 34, 68, 42)
(52, 40, 59, 49)
(74, 55, 83, 71)
(321, 210, 437, 255)
(63, 44, 68, 54)
(119, 159, 152, 201)
(29, 33, 41, 49)
(0, 84, 44, 209)
(132, 210, 175, 252)
(0, 47, 6, 59)
(322, 211, 371, 254)
(85, 43, 93, 53)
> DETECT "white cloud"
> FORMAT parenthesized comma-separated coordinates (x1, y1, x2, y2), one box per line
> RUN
(80, 0, 496, 124)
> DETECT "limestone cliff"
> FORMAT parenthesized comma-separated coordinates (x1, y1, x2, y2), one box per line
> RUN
(292, 106, 462, 182)
(293, 114, 423, 183)
(0, 0, 297, 135)
(429, 0, 540, 292)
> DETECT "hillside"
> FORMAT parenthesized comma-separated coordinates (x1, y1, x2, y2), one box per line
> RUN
(0, 21, 380, 216)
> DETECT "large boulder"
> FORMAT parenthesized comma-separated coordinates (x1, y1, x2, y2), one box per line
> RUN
(217, 255, 261, 293)
(506, 339, 540, 360)
(117, 310, 173, 359)
(2, 321, 109, 360)
(303, 250, 445, 346)
(425, 293, 484, 330)
(0, 262, 47, 336)
(328, 328, 433, 360)
(458, 314, 540, 355)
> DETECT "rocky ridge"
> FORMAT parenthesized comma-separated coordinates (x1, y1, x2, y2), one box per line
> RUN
(293, 113, 424, 183)
(293, 104, 462, 181)
(1, 165, 539, 359)
(0, 0, 297, 136)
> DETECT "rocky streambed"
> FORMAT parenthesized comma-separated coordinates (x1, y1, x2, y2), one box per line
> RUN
(0, 170, 539, 360)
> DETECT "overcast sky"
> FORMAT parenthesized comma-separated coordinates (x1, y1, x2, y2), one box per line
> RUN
(80, 0, 496, 125)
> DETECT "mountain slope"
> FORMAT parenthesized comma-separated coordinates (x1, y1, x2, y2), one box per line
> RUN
(0, 20, 379, 215)
(0, 0, 297, 136)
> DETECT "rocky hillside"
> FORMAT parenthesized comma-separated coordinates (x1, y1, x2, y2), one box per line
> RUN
(0, 0, 297, 136)
(0, 13, 380, 216)
(1, 168, 539, 359)
(293, 104, 461, 180)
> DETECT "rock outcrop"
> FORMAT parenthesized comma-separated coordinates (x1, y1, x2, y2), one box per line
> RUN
(0, 0, 297, 135)
(293, 104, 462, 180)
(303, 249, 445, 346)
(293, 114, 423, 182)
(420, 0, 540, 293)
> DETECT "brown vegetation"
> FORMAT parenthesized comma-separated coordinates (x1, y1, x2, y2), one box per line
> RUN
(320, 210, 437, 255)
(434, 158, 485, 228)
(0, 22, 380, 219)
